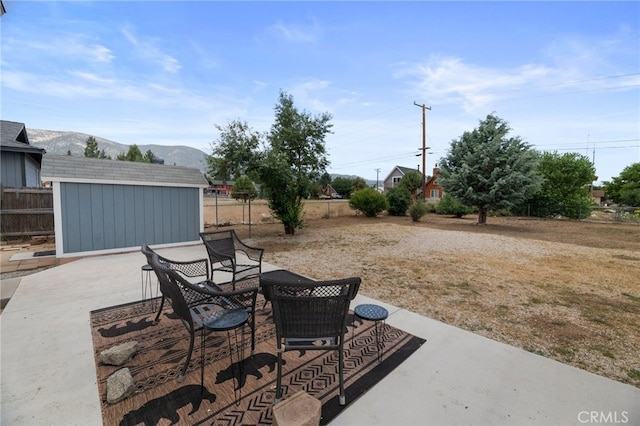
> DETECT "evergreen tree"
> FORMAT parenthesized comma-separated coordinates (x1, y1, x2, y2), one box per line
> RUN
(439, 114, 541, 224)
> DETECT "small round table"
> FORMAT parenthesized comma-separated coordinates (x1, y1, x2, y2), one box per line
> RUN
(354, 304, 389, 362)
(141, 264, 158, 311)
(201, 309, 249, 402)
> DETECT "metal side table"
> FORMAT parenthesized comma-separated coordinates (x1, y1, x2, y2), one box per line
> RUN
(354, 304, 388, 362)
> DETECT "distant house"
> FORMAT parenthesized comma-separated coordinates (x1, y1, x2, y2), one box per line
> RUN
(1, 120, 46, 188)
(320, 184, 340, 199)
(382, 166, 420, 192)
(382, 164, 444, 202)
(424, 166, 444, 203)
(590, 189, 605, 206)
(41, 154, 209, 258)
(206, 179, 234, 196)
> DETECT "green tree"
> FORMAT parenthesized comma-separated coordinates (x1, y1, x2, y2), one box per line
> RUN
(208, 120, 262, 182)
(84, 136, 100, 158)
(436, 193, 473, 218)
(116, 144, 149, 162)
(231, 175, 258, 202)
(603, 163, 640, 206)
(399, 170, 423, 197)
(84, 136, 109, 159)
(408, 200, 429, 222)
(144, 149, 155, 163)
(386, 186, 411, 216)
(332, 177, 353, 198)
(352, 176, 368, 192)
(349, 187, 388, 217)
(439, 114, 542, 224)
(259, 91, 333, 235)
(525, 152, 595, 219)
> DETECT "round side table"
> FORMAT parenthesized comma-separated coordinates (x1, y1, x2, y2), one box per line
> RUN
(201, 309, 249, 402)
(354, 304, 389, 362)
(141, 264, 158, 311)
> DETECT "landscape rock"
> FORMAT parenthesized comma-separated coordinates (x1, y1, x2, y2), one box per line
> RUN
(99, 341, 138, 366)
(106, 368, 135, 404)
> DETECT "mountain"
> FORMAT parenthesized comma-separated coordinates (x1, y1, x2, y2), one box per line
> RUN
(330, 174, 377, 187)
(27, 129, 208, 172)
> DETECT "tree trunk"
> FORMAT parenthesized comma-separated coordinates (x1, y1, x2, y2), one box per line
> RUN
(478, 208, 487, 224)
(284, 222, 296, 235)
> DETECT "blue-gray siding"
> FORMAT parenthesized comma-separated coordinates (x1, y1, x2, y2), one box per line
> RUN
(1, 151, 22, 187)
(60, 182, 199, 253)
(1, 152, 41, 188)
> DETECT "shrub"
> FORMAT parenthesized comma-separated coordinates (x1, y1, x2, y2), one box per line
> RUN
(349, 188, 388, 217)
(409, 200, 429, 222)
(386, 187, 411, 216)
(435, 193, 473, 218)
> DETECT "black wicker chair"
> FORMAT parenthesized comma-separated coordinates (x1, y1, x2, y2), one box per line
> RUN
(199, 230, 264, 289)
(141, 245, 210, 325)
(143, 247, 259, 382)
(261, 276, 361, 405)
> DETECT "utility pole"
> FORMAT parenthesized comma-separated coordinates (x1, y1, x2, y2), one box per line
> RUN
(374, 168, 381, 190)
(414, 101, 431, 200)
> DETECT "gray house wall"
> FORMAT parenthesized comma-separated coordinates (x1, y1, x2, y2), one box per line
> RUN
(1, 151, 23, 187)
(60, 183, 200, 254)
(1, 120, 45, 188)
(1, 149, 42, 187)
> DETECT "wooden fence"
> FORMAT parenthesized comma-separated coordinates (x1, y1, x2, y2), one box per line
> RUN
(0, 186, 54, 240)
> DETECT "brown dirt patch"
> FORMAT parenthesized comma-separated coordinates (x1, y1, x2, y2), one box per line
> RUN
(205, 200, 640, 387)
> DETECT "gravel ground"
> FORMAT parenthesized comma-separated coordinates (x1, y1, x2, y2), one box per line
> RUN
(248, 220, 640, 388)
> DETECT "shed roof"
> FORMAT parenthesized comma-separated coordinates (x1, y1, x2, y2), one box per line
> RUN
(42, 154, 208, 188)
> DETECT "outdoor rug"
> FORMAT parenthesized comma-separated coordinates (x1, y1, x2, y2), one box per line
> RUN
(91, 293, 426, 425)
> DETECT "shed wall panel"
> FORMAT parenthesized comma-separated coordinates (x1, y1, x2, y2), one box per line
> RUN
(60, 182, 200, 254)
(78, 184, 93, 252)
(102, 185, 116, 248)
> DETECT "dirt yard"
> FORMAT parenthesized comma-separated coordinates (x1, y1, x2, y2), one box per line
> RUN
(205, 198, 640, 388)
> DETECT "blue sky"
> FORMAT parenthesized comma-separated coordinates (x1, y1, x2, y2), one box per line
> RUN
(1, 1, 638, 184)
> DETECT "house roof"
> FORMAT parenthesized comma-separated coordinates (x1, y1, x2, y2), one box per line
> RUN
(383, 165, 420, 184)
(0, 120, 46, 156)
(41, 154, 208, 188)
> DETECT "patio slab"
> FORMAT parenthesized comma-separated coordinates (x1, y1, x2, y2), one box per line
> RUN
(1, 244, 638, 425)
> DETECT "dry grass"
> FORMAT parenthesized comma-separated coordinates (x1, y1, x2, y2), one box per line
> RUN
(205, 199, 640, 388)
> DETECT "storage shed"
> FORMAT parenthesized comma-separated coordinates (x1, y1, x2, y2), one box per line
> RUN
(41, 154, 209, 258)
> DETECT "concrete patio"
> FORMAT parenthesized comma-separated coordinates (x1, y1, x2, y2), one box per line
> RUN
(1, 243, 638, 425)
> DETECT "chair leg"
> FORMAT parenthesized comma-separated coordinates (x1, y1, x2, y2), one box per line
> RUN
(250, 310, 256, 355)
(179, 328, 195, 383)
(152, 296, 165, 325)
(339, 345, 346, 405)
(275, 351, 283, 403)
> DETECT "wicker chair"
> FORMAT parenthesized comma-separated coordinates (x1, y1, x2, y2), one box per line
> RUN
(141, 245, 210, 325)
(261, 276, 361, 405)
(143, 247, 259, 382)
(199, 230, 264, 288)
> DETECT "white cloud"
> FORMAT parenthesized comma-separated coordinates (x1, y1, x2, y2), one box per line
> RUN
(268, 19, 320, 43)
(395, 56, 553, 113)
(120, 26, 182, 74)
